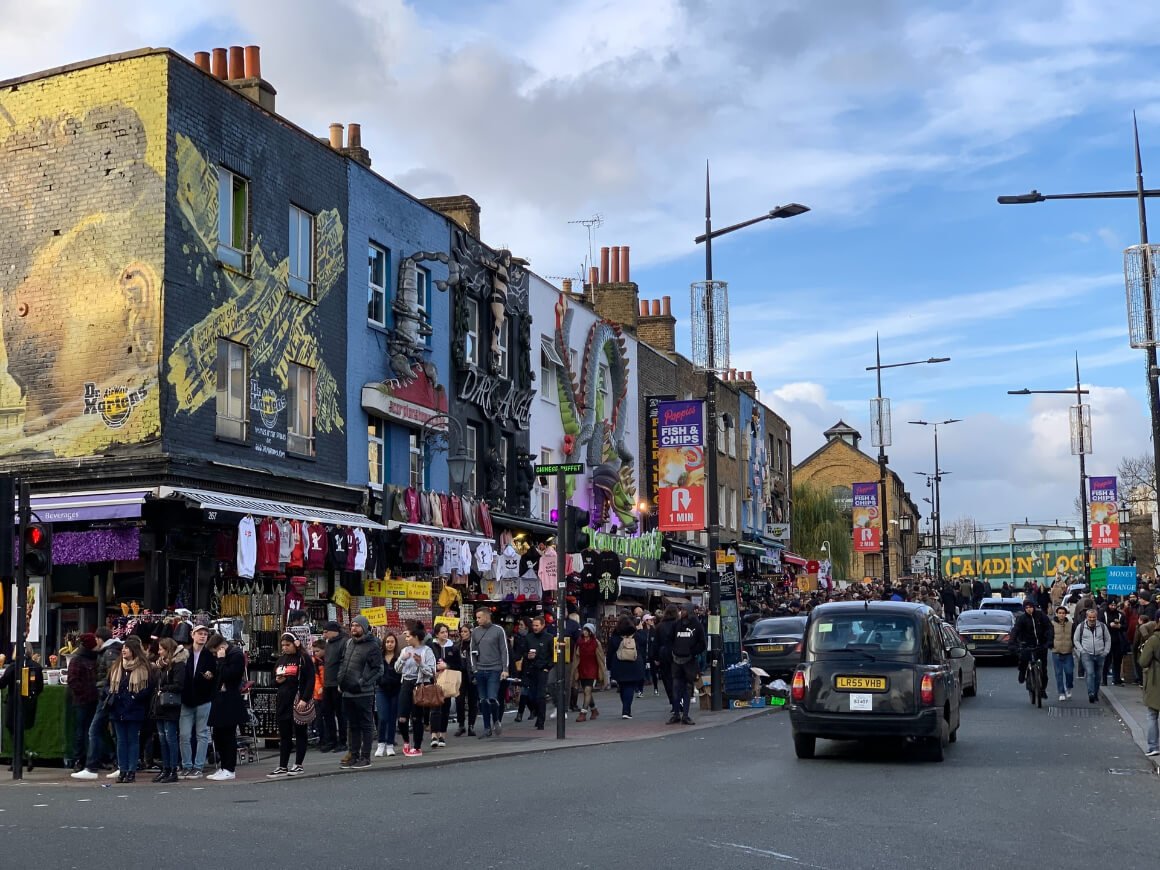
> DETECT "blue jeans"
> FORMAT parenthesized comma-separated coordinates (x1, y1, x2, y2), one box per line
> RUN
(156, 720, 179, 770)
(179, 702, 211, 771)
(1081, 653, 1104, 699)
(475, 670, 502, 730)
(85, 699, 112, 770)
(376, 689, 399, 744)
(1147, 707, 1159, 753)
(619, 681, 642, 716)
(1051, 652, 1074, 693)
(113, 721, 141, 774)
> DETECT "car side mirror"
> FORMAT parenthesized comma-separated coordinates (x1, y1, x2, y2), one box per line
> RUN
(947, 646, 967, 659)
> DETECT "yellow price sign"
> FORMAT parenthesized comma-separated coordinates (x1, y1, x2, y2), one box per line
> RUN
(405, 581, 432, 600)
(434, 614, 460, 631)
(332, 586, 351, 610)
(361, 606, 389, 627)
(715, 550, 736, 564)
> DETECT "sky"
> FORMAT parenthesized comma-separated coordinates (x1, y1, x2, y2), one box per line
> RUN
(4, 0, 1159, 541)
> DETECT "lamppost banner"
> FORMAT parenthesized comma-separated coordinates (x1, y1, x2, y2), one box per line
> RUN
(657, 400, 707, 531)
(852, 482, 881, 553)
(1089, 476, 1119, 549)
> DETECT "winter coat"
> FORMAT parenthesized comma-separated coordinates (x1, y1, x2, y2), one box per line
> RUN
(571, 635, 607, 684)
(66, 648, 99, 706)
(109, 664, 155, 724)
(154, 648, 189, 723)
(378, 654, 403, 696)
(322, 633, 349, 688)
(521, 630, 554, 674)
(337, 632, 384, 698)
(208, 646, 248, 730)
(606, 629, 648, 685)
(1050, 617, 1074, 655)
(1138, 627, 1160, 711)
(654, 617, 678, 664)
(274, 651, 315, 722)
(1103, 607, 1128, 653)
(94, 639, 122, 694)
(1011, 610, 1053, 649)
(1073, 620, 1112, 658)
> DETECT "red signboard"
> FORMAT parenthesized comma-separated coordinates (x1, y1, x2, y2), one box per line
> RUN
(853, 526, 881, 553)
(658, 484, 706, 532)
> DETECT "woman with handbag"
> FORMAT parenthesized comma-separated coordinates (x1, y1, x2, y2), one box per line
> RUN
(268, 632, 316, 777)
(430, 623, 462, 747)
(108, 636, 155, 783)
(152, 638, 187, 783)
(205, 633, 246, 782)
(394, 623, 437, 757)
(454, 624, 478, 737)
(374, 632, 402, 758)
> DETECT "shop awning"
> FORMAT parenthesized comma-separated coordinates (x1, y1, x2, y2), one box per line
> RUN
(28, 488, 150, 523)
(619, 577, 693, 596)
(735, 541, 764, 556)
(782, 552, 808, 567)
(491, 512, 557, 538)
(388, 521, 493, 545)
(159, 487, 387, 530)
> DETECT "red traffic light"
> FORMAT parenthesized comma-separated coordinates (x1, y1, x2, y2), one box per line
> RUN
(23, 523, 51, 575)
(26, 525, 45, 547)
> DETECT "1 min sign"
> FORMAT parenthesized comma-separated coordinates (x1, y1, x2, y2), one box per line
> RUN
(535, 463, 585, 476)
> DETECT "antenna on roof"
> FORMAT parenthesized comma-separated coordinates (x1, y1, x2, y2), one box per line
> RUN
(568, 214, 604, 272)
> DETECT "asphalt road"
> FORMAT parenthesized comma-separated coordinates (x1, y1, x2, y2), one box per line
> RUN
(1, 662, 1154, 870)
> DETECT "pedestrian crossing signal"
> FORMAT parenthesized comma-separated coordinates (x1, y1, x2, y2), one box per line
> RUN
(23, 523, 51, 576)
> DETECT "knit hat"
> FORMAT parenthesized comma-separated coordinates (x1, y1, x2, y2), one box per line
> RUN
(352, 615, 371, 633)
(79, 633, 98, 651)
(324, 621, 343, 633)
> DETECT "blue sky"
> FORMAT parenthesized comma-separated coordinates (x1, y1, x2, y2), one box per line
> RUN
(4, 0, 1158, 534)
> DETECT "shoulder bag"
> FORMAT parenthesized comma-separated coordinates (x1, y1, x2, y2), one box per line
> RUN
(413, 680, 445, 708)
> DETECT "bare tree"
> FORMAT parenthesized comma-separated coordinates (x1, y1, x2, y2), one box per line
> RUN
(941, 516, 986, 546)
(1118, 453, 1156, 506)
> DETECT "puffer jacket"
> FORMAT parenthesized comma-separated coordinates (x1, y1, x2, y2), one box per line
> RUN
(1050, 617, 1074, 655)
(337, 631, 384, 698)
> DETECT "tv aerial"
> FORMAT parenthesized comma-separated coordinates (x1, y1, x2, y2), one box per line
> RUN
(568, 214, 604, 270)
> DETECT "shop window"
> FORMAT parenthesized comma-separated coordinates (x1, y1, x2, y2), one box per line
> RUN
(215, 338, 248, 441)
(217, 167, 249, 271)
(409, 429, 425, 489)
(288, 204, 315, 299)
(597, 364, 610, 418)
(539, 447, 553, 520)
(368, 418, 385, 487)
(465, 298, 480, 367)
(287, 362, 316, 456)
(465, 424, 478, 494)
(368, 243, 387, 325)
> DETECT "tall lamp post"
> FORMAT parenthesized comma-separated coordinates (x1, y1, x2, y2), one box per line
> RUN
(419, 414, 475, 496)
(908, 420, 961, 584)
(997, 115, 1160, 514)
(1006, 356, 1092, 585)
(866, 338, 950, 587)
(693, 163, 808, 710)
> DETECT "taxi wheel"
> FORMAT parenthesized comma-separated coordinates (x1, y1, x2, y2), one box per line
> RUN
(793, 733, 816, 759)
(963, 673, 977, 698)
(924, 718, 948, 762)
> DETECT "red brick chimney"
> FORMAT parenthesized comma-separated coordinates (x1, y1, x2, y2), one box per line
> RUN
(195, 45, 277, 112)
(637, 295, 676, 353)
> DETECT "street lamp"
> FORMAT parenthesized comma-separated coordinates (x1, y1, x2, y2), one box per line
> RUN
(1006, 355, 1092, 585)
(997, 115, 1160, 515)
(694, 162, 808, 711)
(908, 421, 961, 584)
(866, 336, 950, 588)
(419, 414, 475, 496)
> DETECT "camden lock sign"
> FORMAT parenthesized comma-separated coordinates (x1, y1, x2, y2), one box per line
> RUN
(458, 368, 534, 430)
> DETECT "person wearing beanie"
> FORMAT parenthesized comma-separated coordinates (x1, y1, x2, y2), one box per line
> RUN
(336, 615, 383, 768)
(570, 623, 606, 721)
(65, 633, 101, 772)
(319, 621, 348, 754)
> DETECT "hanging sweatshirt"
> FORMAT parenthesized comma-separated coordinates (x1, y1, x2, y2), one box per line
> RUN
(352, 528, 368, 571)
(277, 519, 294, 564)
(304, 522, 328, 570)
(288, 520, 305, 569)
(237, 516, 257, 579)
(257, 518, 281, 573)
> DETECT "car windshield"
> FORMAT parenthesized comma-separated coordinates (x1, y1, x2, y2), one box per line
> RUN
(981, 601, 1024, 612)
(957, 610, 1013, 626)
(748, 617, 807, 639)
(808, 615, 918, 655)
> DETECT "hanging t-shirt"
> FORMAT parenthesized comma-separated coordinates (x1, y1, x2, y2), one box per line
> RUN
(474, 541, 495, 574)
(597, 550, 621, 602)
(343, 527, 358, 571)
(285, 575, 307, 619)
(305, 522, 329, 570)
(328, 526, 349, 571)
(277, 519, 294, 564)
(363, 531, 379, 578)
(237, 516, 257, 579)
(457, 541, 473, 576)
(517, 572, 541, 601)
(288, 520, 305, 569)
(352, 528, 368, 571)
(496, 545, 521, 580)
(538, 546, 559, 590)
(440, 540, 458, 576)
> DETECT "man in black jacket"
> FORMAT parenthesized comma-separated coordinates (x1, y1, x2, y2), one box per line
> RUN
(669, 605, 707, 725)
(1012, 599, 1053, 697)
(178, 623, 217, 779)
(337, 615, 383, 768)
(521, 616, 554, 730)
(320, 621, 348, 753)
(70, 627, 122, 780)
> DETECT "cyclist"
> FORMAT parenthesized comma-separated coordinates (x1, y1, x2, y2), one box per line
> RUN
(1012, 598, 1053, 699)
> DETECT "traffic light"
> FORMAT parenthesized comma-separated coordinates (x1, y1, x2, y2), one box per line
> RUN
(563, 505, 590, 553)
(23, 523, 51, 576)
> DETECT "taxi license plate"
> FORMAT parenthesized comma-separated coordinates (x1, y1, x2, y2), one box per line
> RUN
(757, 644, 784, 653)
(972, 634, 997, 641)
(835, 676, 887, 692)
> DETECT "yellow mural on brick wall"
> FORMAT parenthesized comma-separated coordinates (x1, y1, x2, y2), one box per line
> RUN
(167, 133, 345, 434)
(0, 56, 168, 458)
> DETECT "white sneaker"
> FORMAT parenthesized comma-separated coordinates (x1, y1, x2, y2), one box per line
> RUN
(549, 710, 556, 719)
(373, 743, 386, 758)
(105, 769, 120, 779)
(70, 769, 98, 780)
(1147, 749, 1160, 757)
(1065, 689, 1072, 699)
(385, 745, 396, 757)
(206, 769, 235, 781)
(1058, 694, 1066, 702)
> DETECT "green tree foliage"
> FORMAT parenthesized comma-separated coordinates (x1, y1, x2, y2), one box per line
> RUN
(792, 481, 852, 580)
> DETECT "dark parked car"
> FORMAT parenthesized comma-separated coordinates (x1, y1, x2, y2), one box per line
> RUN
(789, 601, 963, 762)
(940, 622, 977, 697)
(980, 598, 1027, 616)
(955, 609, 1016, 661)
(742, 616, 808, 679)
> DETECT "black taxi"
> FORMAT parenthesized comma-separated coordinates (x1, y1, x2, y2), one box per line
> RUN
(788, 601, 963, 762)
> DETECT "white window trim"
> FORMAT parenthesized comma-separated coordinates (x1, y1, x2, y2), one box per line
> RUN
(368, 418, 385, 488)
(288, 204, 316, 299)
(216, 338, 248, 441)
(540, 340, 557, 404)
(287, 362, 316, 456)
(466, 299, 480, 367)
(496, 321, 510, 377)
(415, 268, 430, 344)
(368, 243, 387, 326)
(409, 429, 425, 490)
(538, 447, 554, 520)
(217, 167, 249, 271)
(465, 424, 478, 494)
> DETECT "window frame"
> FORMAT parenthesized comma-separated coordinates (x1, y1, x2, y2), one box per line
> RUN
(540, 341, 556, 404)
(465, 298, 480, 367)
(465, 424, 478, 494)
(216, 167, 250, 272)
(539, 447, 553, 520)
(409, 428, 426, 490)
(597, 363, 611, 418)
(368, 417, 385, 488)
(496, 319, 510, 377)
(498, 435, 510, 498)
(288, 204, 317, 300)
(286, 361, 316, 457)
(415, 267, 430, 346)
(368, 243, 388, 326)
(215, 338, 248, 442)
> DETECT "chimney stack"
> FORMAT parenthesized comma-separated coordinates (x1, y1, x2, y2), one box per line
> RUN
(638, 296, 677, 354)
(620, 246, 630, 283)
(200, 45, 277, 111)
(562, 278, 573, 295)
(734, 369, 758, 398)
(422, 195, 483, 238)
(339, 122, 372, 168)
(328, 123, 344, 149)
(194, 51, 211, 73)
(211, 48, 228, 80)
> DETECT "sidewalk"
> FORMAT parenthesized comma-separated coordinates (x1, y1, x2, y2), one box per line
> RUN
(1101, 683, 1160, 769)
(1, 692, 777, 788)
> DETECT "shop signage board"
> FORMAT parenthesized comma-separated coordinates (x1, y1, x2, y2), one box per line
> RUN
(361, 606, 389, 626)
(646, 395, 676, 503)
(764, 522, 791, 541)
(332, 586, 351, 611)
(1107, 565, 1137, 597)
(1089, 476, 1120, 549)
(851, 482, 880, 553)
(434, 614, 460, 631)
(656, 399, 706, 531)
(534, 463, 584, 476)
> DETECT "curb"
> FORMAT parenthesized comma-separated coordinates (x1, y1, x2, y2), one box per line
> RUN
(1100, 689, 1160, 770)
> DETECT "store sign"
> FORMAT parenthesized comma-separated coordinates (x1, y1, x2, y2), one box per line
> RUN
(435, 614, 460, 631)
(249, 377, 287, 458)
(332, 587, 351, 610)
(457, 368, 534, 430)
(535, 462, 584, 476)
(657, 400, 706, 531)
(646, 396, 675, 502)
(361, 606, 389, 626)
(851, 482, 880, 553)
(1089, 476, 1120, 549)
(585, 528, 664, 560)
(765, 522, 791, 541)
(1107, 565, 1137, 597)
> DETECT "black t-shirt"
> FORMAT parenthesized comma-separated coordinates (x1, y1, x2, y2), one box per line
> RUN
(328, 526, 349, 570)
(596, 550, 620, 603)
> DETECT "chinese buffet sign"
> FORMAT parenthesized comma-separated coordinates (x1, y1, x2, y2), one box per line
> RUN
(852, 482, 880, 553)
(656, 400, 707, 531)
(1089, 476, 1119, 549)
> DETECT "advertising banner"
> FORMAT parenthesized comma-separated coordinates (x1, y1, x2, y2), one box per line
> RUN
(852, 482, 880, 553)
(646, 395, 675, 503)
(1089, 476, 1119, 549)
(657, 400, 707, 531)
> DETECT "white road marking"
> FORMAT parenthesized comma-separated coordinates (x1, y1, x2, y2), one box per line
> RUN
(702, 839, 830, 868)
(77, 799, 91, 802)
(33, 804, 47, 808)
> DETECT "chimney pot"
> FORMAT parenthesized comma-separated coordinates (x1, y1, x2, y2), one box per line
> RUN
(746, 371, 753, 381)
(194, 51, 211, 72)
(620, 245, 630, 283)
(639, 300, 648, 316)
(610, 246, 621, 282)
(589, 265, 599, 288)
(211, 48, 228, 80)
(563, 278, 573, 294)
(599, 247, 610, 284)
(244, 45, 261, 79)
(347, 123, 362, 148)
(329, 123, 344, 149)
(651, 299, 661, 316)
(228, 45, 245, 81)
(662, 295, 672, 316)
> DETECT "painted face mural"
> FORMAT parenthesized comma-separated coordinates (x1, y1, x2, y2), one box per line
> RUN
(0, 73, 165, 458)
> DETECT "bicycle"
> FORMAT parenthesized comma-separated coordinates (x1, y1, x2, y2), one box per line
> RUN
(1020, 645, 1047, 708)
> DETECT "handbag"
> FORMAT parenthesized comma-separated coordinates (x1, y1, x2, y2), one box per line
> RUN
(413, 681, 445, 708)
(436, 669, 462, 698)
(158, 691, 182, 708)
(293, 699, 317, 725)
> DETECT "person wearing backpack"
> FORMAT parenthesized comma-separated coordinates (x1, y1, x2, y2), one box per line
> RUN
(669, 604, 707, 725)
(606, 615, 647, 719)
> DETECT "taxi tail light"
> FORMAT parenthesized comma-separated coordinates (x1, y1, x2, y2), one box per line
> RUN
(999, 633, 1010, 643)
(793, 641, 802, 654)
(791, 670, 806, 702)
(920, 673, 935, 706)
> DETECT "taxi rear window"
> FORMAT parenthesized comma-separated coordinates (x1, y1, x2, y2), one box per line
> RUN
(808, 615, 919, 655)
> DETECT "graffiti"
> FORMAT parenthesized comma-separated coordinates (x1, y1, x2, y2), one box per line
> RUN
(250, 379, 287, 429)
(456, 368, 534, 429)
(167, 134, 344, 434)
(552, 293, 638, 528)
(0, 59, 168, 457)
